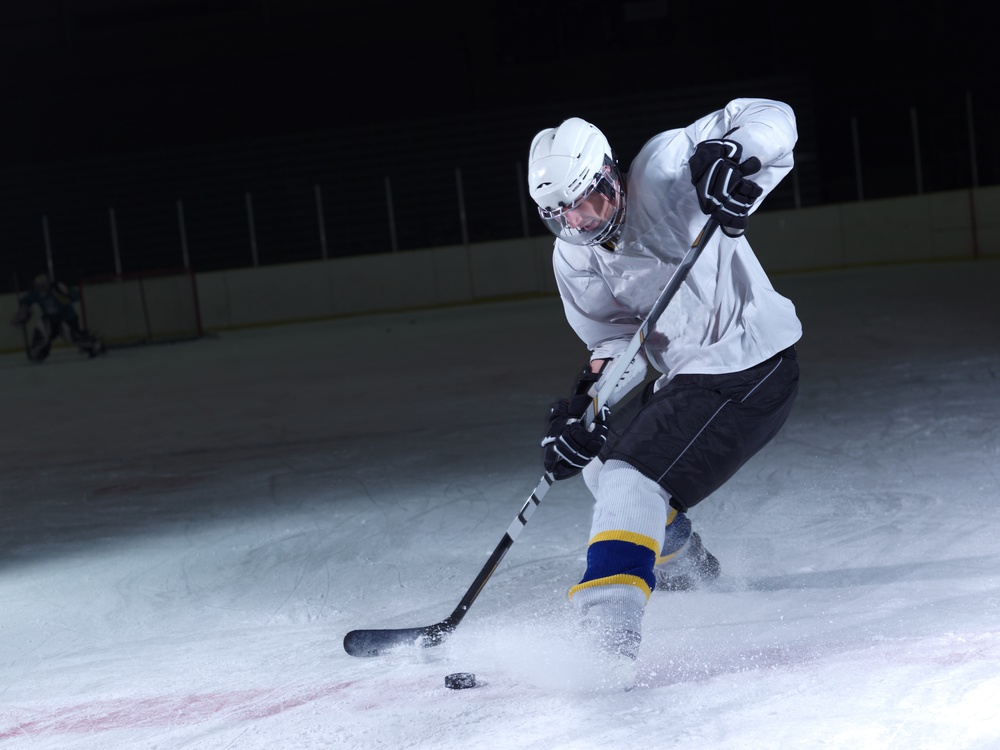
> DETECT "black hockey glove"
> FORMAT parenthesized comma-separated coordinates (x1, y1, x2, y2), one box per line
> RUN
(541, 367, 610, 481)
(689, 139, 763, 238)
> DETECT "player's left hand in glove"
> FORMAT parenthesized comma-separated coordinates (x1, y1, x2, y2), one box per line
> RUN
(541, 399, 610, 481)
(689, 138, 763, 238)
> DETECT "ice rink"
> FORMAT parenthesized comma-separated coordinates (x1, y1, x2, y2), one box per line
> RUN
(2, 258, 999, 749)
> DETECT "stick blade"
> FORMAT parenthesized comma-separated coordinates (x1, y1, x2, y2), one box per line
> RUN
(343, 621, 454, 657)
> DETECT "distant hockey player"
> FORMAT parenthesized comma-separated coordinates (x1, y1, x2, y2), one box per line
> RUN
(10, 273, 105, 361)
(528, 99, 802, 681)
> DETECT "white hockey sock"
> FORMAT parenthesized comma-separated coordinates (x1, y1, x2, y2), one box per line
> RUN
(569, 460, 669, 653)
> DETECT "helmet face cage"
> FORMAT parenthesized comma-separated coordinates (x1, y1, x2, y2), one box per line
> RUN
(537, 158, 625, 246)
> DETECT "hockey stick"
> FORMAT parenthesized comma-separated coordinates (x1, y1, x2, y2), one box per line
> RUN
(343, 217, 720, 657)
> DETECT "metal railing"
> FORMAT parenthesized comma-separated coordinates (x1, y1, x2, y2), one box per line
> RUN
(2, 79, 994, 295)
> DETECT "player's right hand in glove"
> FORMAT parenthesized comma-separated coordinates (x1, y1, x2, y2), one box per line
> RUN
(541, 365, 610, 480)
(541, 399, 610, 480)
(689, 138, 763, 238)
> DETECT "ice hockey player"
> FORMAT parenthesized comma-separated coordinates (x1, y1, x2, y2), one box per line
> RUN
(528, 99, 802, 682)
(10, 273, 106, 361)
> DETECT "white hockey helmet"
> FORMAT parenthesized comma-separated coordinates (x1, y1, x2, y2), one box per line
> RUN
(527, 117, 625, 246)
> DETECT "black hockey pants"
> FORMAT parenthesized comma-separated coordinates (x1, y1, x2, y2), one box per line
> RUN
(599, 346, 799, 512)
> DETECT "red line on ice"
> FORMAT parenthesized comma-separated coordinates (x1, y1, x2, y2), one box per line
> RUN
(0, 681, 358, 738)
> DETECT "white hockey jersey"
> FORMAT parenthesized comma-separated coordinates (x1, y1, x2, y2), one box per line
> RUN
(551, 98, 803, 391)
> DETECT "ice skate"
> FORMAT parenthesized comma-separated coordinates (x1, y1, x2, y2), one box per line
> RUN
(585, 624, 640, 692)
(86, 337, 107, 358)
(654, 532, 720, 591)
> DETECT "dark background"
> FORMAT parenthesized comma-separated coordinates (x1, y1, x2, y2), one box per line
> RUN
(1, 1, 994, 292)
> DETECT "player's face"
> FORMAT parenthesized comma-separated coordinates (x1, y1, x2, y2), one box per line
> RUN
(536, 166, 624, 246)
(562, 190, 615, 232)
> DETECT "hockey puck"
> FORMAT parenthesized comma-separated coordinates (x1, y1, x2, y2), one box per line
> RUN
(444, 672, 477, 690)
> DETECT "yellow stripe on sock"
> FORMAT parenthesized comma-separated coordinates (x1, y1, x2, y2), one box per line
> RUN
(655, 508, 684, 565)
(656, 550, 680, 565)
(568, 574, 652, 602)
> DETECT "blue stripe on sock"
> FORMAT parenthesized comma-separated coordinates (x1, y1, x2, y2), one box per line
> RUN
(578, 536, 656, 593)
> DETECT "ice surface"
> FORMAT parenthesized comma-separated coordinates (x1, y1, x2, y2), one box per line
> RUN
(2, 259, 999, 749)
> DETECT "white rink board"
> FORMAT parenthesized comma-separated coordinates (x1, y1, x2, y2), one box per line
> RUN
(80, 271, 202, 345)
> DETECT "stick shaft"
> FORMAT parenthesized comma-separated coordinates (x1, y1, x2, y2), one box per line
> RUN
(581, 217, 719, 425)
